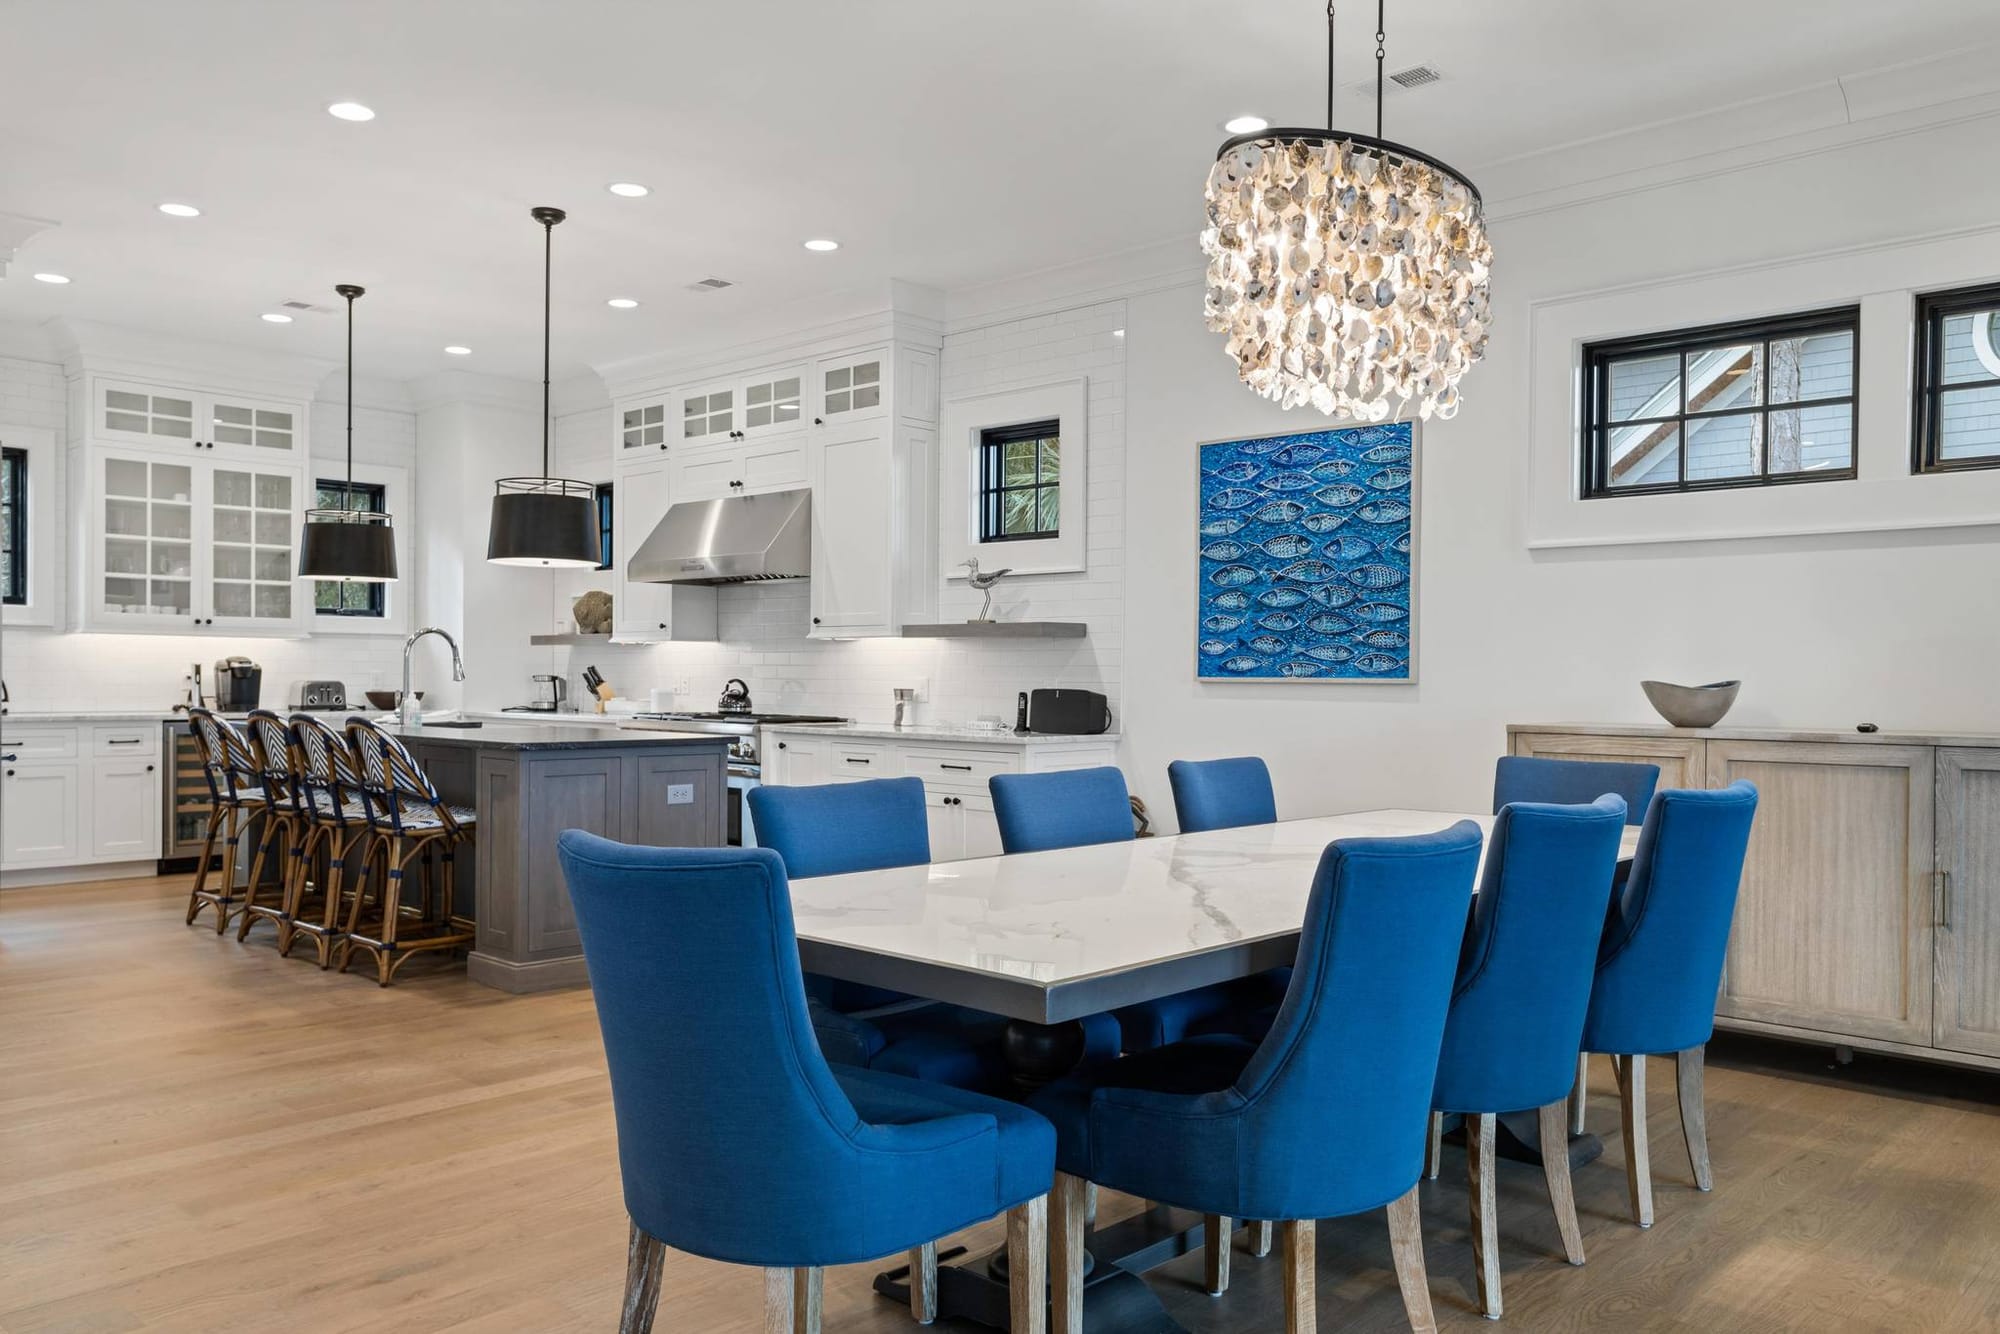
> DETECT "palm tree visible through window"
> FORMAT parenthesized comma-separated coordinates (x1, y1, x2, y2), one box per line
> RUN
(978, 420, 1060, 541)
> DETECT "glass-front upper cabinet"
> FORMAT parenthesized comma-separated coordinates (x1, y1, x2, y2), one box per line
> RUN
(97, 454, 194, 627)
(96, 381, 197, 450)
(619, 398, 670, 457)
(741, 369, 805, 437)
(205, 395, 298, 457)
(209, 468, 295, 627)
(816, 351, 887, 421)
(89, 378, 304, 459)
(680, 386, 734, 444)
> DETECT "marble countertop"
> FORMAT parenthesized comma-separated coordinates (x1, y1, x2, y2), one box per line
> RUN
(789, 809, 1639, 1024)
(1511, 721, 2000, 747)
(761, 721, 1120, 745)
(381, 721, 731, 751)
(3, 710, 199, 724)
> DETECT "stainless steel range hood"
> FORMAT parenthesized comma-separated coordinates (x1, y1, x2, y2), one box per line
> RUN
(629, 488, 812, 585)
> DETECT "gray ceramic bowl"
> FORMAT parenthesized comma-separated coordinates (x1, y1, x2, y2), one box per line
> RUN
(1641, 679, 1740, 729)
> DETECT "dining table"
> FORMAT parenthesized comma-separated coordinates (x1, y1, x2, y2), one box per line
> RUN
(788, 808, 1643, 1332)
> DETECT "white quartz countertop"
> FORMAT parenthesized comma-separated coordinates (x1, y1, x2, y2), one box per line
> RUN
(4, 710, 196, 724)
(788, 808, 1638, 1023)
(761, 721, 1119, 745)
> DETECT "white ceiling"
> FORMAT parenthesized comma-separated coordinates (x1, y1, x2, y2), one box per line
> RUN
(1, 0, 1994, 383)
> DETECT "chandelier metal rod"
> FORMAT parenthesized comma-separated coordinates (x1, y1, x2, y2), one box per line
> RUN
(1375, 0, 1386, 139)
(1325, 1, 1336, 130)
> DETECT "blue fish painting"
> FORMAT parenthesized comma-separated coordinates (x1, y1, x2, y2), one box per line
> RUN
(1198, 421, 1416, 681)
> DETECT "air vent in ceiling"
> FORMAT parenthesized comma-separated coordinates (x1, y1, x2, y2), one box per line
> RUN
(279, 299, 335, 314)
(1350, 62, 1441, 95)
(687, 277, 735, 293)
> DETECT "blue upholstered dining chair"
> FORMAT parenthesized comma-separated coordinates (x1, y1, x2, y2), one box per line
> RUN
(749, 776, 1105, 1094)
(1578, 781, 1758, 1228)
(1168, 755, 1278, 831)
(557, 831, 1056, 1334)
(1426, 795, 1629, 1319)
(1494, 755, 1659, 825)
(1027, 823, 1485, 1334)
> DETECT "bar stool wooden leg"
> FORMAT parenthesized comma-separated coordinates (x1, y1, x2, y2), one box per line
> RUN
(237, 813, 287, 941)
(1467, 1111, 1501, 1319)
(1538, 1098, 1586, 1265)
(619, 1221, 665, 1334)
(1676, 1044, 1713, 1191)
(1051, 1172, 1087, 1334)
(1386, 1186, 1438, 1334)
(185, 806, 223, 926)
(215, 804, 245, 934)
(1618, 1052, 1654, 1227)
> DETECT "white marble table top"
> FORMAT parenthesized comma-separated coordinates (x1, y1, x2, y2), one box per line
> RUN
(790, 809, 1642, 1025)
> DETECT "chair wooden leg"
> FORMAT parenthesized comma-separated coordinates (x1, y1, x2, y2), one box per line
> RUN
(1467, 1112, 1501, 1319)
(1248, 1219, 1273, 1258)
(762, 1268, 793, 1334)
(792, 1268, 823, 1334)
(1425, 1109, 1444, 1180)
(1083, 1180, 1097, 1229)
(619, 1221, 665, 1334)
(1203, 1214, 1232, 1295)
(215, 806, 244, 933)
(1280, 1219, 1315, 1334)
(1537, 1099, 1586, 1265)
(1677, 1044, 1713, 1191)
(1570, 1051, 1589, 1135)
(1385, 1186, 1438, 1334)
(1051, 1173, 1087, 1334)
(1008, 1194, 1047, 1334)
(1618, 1052, 1654, 1227)
(909, 1241, 937, 1324)
(185, 809, 222, 924)
(237, 816, 285, 941)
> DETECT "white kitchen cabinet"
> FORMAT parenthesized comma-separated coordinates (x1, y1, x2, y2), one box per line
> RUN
(764, 733, 825, 787)
(679, 382, 736, 446)
(610, 458, 716, 643)
(615, 395, 672, 463)
(808, 420, 892, 635)
(924, 786, 1003, 862)
(814, 350, 887, 422)
(740, 367, 806, 437)
(89, 376, 302, 461)
(78, 447, 303, 634)
(672, 436, 809, 502)
(1, 762, 82, 866)
(91, 760, 162, 859)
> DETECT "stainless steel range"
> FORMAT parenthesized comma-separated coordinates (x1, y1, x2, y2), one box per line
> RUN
(624, 709, 847, 846)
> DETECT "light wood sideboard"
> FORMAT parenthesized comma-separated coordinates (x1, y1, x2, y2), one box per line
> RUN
(1509, 724, 2000, 1073)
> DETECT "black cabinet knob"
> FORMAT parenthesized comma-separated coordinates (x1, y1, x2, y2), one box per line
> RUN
(813, 416, 823, 426)
(777, 741, 787, 750)
(5, 769, 13, 778)
(657, 622, 666, 629)
(811, 616, 821, 625)
(146, 764, 155, 772)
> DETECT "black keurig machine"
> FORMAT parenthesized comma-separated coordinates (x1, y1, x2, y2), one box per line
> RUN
(213, 656, 262, 711)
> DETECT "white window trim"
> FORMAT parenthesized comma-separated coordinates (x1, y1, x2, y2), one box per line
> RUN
(1, 422, 58, 628)
(304, 458, 412, 636)
(939, 378, 1088, 577)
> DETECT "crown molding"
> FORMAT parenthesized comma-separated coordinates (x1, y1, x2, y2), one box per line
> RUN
(51, 317, 336, 400)
(0, 211, 56, 281)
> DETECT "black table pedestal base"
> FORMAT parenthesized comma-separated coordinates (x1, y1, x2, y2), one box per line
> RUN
(870, 1206, 1211, 1332)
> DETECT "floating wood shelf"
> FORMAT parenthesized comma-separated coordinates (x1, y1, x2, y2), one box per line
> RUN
(900, 621, 1088, 639)
(528, 633, 617, 646)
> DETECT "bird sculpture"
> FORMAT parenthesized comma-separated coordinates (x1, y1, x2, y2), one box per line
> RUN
(962, 557, 1012, 623)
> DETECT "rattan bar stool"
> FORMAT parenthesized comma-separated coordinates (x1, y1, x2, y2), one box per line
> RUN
(283, 714, 375, 967)
(183, 708, 268, 935)
(237, 710, 310, 944)
(337, 717, 477, 986)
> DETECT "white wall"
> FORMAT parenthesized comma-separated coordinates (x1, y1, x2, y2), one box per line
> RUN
(0, 351, 418, 711)
(1117, 112, 2000, 828)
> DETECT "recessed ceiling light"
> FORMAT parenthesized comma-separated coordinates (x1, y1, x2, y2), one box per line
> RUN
(606, 297, 640, 309)
(261, 312, 293, 323)
(1113, 328, 1126, 338)
(1222, 115, 1270, 134)
(444, 345, 472, 355)
(33, 272, 70, 284)
(158, 202, 201, 218)
(606, 182, 650, 198)
(327, 101, 376, 122)
(802, 238, 840, 252)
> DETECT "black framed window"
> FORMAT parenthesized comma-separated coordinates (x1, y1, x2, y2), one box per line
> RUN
(312, 480, 387, 616)
(1914, 283, 2000, 474)
(1, 447, 25, 605)
(1581, 307, 1859, 497)
(594, 482, 614, 570)
(978, 419, 1060, 542)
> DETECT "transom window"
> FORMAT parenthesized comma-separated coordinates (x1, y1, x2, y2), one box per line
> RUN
(2, 447, 24, 605)
(1913, 283, 2000, 474)
(312, 480, 386, 617)
(978, 420, 1060, 542)
(1581, 307, 1859, 497)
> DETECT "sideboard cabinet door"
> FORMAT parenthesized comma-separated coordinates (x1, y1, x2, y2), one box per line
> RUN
(1936, 748, 2000, 1059)
(1509, 732, 1706, 792)
(1708, 740, 1935, 1046)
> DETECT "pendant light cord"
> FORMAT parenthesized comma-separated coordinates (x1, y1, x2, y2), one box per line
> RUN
(345, 290, 354, 490)
(540, 214, 553, 481)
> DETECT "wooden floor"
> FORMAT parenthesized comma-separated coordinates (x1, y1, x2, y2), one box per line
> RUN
(4, 874, 1998, 1333)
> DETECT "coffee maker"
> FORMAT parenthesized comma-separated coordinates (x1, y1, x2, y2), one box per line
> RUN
(213, 656, 262, 712)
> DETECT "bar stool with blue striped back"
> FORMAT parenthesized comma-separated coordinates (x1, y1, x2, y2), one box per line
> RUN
(1028, 822, 1484, 1334)
(283, 713, 374, 967)
(339, 717, 476, 986)
(1580, 781, 1759, 1228)
(183, 707, 266, 934)
(557, 832, 1056, 1334)
(236, 710, 309, 945)
(1428, 795, 1629, 1319)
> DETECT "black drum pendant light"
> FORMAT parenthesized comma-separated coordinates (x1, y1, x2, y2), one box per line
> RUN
(487, 205, 600, 568)
(298, 284, 398, 581)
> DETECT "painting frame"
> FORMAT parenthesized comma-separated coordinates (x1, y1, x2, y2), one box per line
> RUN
(1195, 420, 1420, 685)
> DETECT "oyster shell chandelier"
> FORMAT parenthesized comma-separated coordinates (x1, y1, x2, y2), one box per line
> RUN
(1202, 0, 1491, 420)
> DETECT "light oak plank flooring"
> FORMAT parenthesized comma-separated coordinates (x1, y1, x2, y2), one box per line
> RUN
(3, 875, 1998, 1332)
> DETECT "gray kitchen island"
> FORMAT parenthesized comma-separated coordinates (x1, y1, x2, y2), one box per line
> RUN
(384, 721, 731, 993)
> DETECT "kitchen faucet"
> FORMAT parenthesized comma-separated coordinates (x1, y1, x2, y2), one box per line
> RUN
(401, 626, 465, 729)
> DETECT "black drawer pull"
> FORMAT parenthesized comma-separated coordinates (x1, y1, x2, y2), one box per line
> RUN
(844, 757, 871, 765)
(939, 763, 972, 771)
(106, 738, 143, 745)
